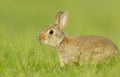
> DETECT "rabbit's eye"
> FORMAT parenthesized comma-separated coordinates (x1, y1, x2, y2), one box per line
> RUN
(49, 30, 54, 35)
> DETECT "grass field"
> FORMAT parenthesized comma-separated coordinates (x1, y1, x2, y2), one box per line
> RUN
(0, 0, 120, 77)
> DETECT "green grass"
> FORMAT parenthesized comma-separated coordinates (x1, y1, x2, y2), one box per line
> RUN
(0, 0, 120, 77)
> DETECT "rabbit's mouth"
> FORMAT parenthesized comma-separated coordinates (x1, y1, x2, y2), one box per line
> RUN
(38, 34, 52, 46)
(39, 34, 46, 41)
(38, 34, 47, 46)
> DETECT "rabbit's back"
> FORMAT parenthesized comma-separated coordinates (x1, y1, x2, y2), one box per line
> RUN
(57, 36, 118, 64)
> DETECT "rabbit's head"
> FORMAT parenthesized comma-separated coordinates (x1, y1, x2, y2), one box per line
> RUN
(39, 11, 69, 47)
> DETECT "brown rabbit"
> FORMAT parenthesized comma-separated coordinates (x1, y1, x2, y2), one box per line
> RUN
(39, 11, 119, 67)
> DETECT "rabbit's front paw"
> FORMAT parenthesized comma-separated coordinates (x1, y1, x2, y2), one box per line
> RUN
(60, 59, 68, 67)
(60, 61, 66, 67)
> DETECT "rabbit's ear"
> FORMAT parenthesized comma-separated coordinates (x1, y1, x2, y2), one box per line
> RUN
(60, 11, 69, 29)
(54, 11, 69, 30)
(54, 12, 63, 25)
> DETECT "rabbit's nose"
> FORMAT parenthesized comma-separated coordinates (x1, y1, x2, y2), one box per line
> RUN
(39, 34, 46, 41)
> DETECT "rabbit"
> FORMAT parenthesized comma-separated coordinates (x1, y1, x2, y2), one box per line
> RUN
(39, 11, 119, 67)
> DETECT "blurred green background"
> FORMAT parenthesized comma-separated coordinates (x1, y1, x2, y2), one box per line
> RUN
(0, 0, 120, 41)
(0, 0, 120, 77)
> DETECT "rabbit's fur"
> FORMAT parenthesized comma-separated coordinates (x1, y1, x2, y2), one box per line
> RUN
(39, 11, 119, 67)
